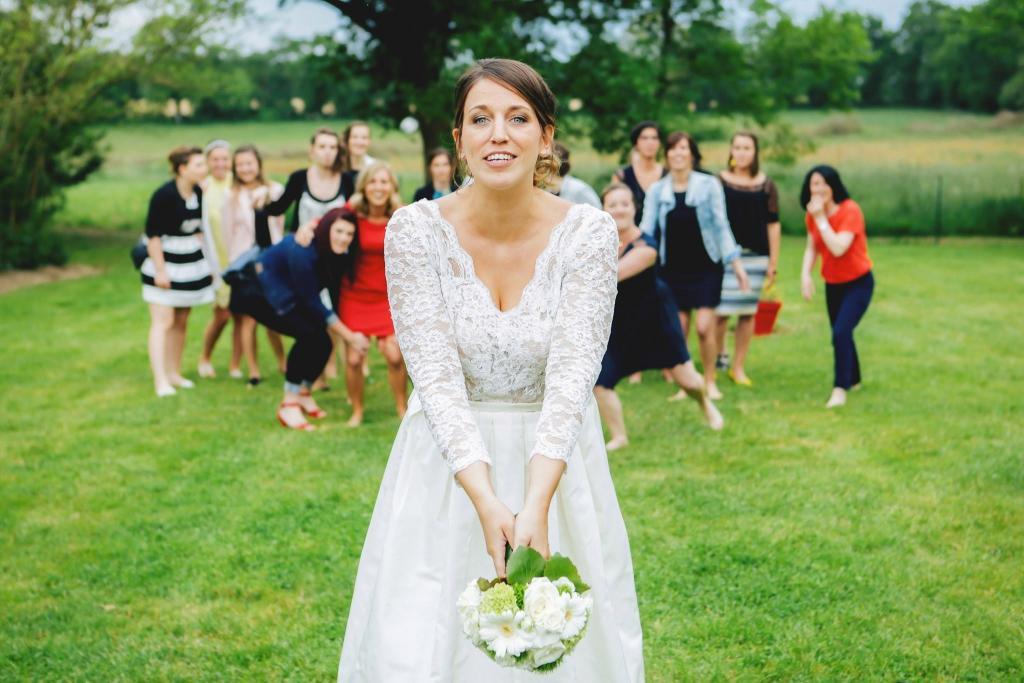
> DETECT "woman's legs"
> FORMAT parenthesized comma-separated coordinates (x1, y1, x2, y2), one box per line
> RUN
(714, 315, 730, 370)
(266, 327, 286, 373)
(167, 307, 192, 386)
(694, 307, 721, 399)
(594, 385, 628, 450)
(345, 343, 367, 427)
(668, 361, 723, 430)
(731, 314, 755, 383)
(825, 274, 874, 407)
(148, 303, 175, 394)
(238, 315, 260, 382)
(199, 305, 231, 376)
(379, 335, 408, 419)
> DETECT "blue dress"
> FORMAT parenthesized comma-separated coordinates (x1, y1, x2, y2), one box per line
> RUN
(597, 238, 690, 388)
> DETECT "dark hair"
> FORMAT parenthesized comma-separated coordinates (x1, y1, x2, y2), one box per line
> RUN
(425, 147, 455, 186)
(552, 141, 571, 177)
(600, 181, 635, 208)
(168, 146, 202, 176)
(799, 164, 851, 208)
(342, 121, 371, 170)
(231, 144, 267, 189)
(728, 131, 760, 177)
(314, 207, 360, 285)
(630, 121, 662, 148)
(665, 131, 702, 171)
(452, 58, 559, 186)
(310, 127, 347, 174)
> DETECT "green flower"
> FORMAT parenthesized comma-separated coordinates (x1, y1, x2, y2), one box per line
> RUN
(479, 583, 518, 616)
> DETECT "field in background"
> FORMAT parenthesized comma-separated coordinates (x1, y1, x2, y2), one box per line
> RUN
(2, 231, 1023, 679)
(56, 109, 1024, 237)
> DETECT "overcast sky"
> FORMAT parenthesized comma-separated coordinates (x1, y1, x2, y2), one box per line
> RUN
(110, 0, 985, 53)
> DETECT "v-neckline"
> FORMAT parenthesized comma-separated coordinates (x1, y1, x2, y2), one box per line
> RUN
(427, 199, 581, 316)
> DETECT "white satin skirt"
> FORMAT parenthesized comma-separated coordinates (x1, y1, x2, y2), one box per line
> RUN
(337, 392, 645, 682)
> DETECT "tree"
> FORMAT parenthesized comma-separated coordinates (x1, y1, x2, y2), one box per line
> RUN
(306, 0, 625, 170)
(0, 0, 244, 269)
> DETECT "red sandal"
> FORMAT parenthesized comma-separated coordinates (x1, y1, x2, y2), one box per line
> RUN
(301, 405, 328, 419)
(277, 402, 315, 431)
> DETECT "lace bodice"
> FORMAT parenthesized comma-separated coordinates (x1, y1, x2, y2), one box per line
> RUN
(384, 199, 618, 474)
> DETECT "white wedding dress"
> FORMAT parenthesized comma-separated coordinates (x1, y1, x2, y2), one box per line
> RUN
(337, 199, 645, 682)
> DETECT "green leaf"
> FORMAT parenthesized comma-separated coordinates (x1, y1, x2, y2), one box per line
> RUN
(505, 546, 546, 585)
(543, 553, 590, 593)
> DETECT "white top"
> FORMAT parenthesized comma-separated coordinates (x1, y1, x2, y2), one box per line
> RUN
(384, 199, 618, 474)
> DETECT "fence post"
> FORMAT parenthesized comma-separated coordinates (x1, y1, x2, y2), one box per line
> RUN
(934, 174, 943, 244)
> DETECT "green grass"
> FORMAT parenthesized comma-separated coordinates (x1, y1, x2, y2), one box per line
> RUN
(2, 232, 1023, 679)
(56, 109, 1024, 236)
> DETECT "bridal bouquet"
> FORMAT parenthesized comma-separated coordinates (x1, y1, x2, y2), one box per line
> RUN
(457, 546, 593, 672)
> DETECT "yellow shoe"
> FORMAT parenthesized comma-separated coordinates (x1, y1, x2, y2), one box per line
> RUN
(728, 369, 753, 387)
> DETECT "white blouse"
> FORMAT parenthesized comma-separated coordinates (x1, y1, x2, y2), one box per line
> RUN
(384, 199, 618, 474)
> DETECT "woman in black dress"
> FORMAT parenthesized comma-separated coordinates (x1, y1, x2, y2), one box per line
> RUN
(640, 132, 749, 401)
(595, 183, 724, 450)
(611, 120, 667, 226)
(260, 127, 353, 233)
(412, 148, 457, 202)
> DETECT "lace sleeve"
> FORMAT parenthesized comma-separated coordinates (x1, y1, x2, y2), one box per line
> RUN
(532, 208, 618, 464)
(384, 206, 492, 475)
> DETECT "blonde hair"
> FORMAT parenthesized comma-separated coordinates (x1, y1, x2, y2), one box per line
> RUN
(600, 181, 635, 208)
(349, 161, 403, 218)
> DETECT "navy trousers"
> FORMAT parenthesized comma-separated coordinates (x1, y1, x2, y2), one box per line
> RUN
(825, 271, 874, 390)
(232, 293, 333, 387)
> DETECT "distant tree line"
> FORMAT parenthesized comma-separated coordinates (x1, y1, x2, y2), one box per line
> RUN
(2, 0, 1022, 269)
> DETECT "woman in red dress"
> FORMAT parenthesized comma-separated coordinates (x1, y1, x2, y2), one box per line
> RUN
(341, 162, 408, 426)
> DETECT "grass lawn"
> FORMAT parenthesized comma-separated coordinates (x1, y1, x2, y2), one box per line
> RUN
(55, 109, 1024, 237)
(1, 230, 1022, 680)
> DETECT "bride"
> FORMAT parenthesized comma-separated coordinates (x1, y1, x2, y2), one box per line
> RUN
(337, 58, 645, 682)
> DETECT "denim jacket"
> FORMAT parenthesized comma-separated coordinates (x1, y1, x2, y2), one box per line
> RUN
(639, 171, 740, 265)
(258, 235, 340, 327)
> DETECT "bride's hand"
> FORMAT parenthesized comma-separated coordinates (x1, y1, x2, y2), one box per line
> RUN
(475, 496, 516, 579)
(512, 500, 550, 559)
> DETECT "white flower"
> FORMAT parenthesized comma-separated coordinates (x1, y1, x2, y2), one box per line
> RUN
(531, 638, 567, 668)
(456, 581, 482, 622)
(525, 578, 566, 633)
(559, 592, 592, 640)
(479, 610, 534, 658)
(552, 577, 576, 594)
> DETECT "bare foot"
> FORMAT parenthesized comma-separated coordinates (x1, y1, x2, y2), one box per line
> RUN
(169, 376, 194, 389)
(706, 382, 723, 401)
(667, 389, 688, 402)
(702, 398, 724, 430)
(627, 372, 642, 385)
(346, 412, 364, 428)
(605, 436, 629, 451)
(197, 361, 215, 378)
(826, 388, 847, 409)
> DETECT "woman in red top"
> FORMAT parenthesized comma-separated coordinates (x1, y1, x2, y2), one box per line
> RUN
(341, 162, 408, 426)
(800, 165, 874, 409)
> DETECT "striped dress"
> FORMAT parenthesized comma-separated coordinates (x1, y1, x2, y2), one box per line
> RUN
(140, 181, 215, 307)
(715, 175, 779, 316)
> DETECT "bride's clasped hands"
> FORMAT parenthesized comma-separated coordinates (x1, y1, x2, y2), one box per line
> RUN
(457, 456, 563, 579)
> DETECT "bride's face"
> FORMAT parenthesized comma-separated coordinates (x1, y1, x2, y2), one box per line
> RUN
(453, 78, 552, 191)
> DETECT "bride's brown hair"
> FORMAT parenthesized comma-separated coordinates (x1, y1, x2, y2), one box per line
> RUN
(451, 58, 559, 188)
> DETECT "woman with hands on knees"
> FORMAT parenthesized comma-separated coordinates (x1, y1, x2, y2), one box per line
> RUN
(799, 165, 874, 409)
(337, 59, 644, 682)
(230, 207, 370, 430)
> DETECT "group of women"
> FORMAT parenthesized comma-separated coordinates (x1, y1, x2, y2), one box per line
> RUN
(590, 120, 874, 447)
(139, 112, 874, 439)
(139, 123, 461, 429)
